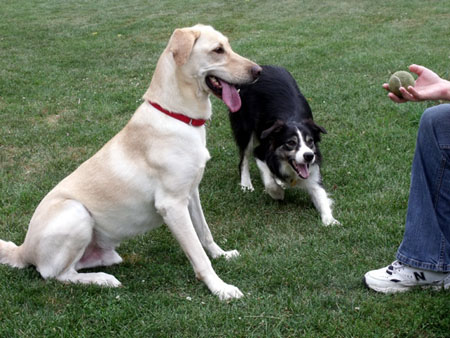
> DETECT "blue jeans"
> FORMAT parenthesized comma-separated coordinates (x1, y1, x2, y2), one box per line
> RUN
(397, 104, 450, 272)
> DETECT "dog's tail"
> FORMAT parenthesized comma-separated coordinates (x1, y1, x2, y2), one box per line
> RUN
(0, 240, 27, 268)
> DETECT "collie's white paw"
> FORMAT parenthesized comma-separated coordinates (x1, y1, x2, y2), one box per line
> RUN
(322, 216, 341, 226)
(240, 183, 254, 192)
(265, 184, 285, 200)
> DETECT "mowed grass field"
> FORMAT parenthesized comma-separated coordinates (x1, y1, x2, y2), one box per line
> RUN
(1, 0, 449, 336)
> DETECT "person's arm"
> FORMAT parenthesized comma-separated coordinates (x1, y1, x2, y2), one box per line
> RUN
(382, 64, 450, 103)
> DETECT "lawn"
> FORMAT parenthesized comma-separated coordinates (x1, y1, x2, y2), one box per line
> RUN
(1, 0, 449, 336)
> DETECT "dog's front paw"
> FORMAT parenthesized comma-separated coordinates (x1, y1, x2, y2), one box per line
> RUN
(265, 184, 285, 200)
(214, 283, 244, 301)
(240, 183, 254, 192)
(222, 249, 240, 260)
(322, 216, 341, 226)
(274, 177, 287, 189)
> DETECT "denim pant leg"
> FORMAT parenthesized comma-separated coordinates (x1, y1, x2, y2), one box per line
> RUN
(397, 104, 450, 272)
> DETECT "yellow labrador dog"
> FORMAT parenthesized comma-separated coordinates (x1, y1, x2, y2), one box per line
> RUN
(0, 24, 261, 300)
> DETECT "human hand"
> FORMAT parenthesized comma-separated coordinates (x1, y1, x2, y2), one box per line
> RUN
(383, 64, 450, 103)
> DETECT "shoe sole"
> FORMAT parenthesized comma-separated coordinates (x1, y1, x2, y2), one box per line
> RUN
(363, 276, 450, 294)
(363, 276, 410, 293)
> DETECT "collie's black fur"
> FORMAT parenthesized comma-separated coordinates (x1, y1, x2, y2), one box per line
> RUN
(228, 65, 339, 225)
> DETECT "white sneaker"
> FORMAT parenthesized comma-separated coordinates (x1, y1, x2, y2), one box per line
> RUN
(363, 260, 450, 293)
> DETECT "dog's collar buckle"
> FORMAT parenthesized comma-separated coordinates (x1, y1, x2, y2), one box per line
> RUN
(148, 101, 207, 127)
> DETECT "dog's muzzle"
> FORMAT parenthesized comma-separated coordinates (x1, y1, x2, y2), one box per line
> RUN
(290, 152, 314, 179)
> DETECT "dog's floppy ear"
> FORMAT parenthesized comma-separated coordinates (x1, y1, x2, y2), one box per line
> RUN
(261, 120, 285, 139)
(169, 28, 201, 66)
(303, 119, 327, 135)
(303, 119, 327, 143)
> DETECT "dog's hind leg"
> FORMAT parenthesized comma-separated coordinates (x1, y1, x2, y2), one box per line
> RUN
(230, 114, 255, 191)
(157, 197, 243, 300)
(27, 199, 121, 287)
(255, 159, 285, 200)
(189, 188, 239, 260)
(239, 135, 255, 192)
(75, 236, 123, 271)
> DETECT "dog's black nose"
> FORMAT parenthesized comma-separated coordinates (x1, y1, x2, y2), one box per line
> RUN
(303, 152, 314, 162)
(251, 65, 262, 79)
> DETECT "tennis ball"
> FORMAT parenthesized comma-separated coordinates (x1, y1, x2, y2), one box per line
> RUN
(388, 71, 415, 97)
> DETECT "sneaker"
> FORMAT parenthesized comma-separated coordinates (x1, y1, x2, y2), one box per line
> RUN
(363, 260, 450, 293)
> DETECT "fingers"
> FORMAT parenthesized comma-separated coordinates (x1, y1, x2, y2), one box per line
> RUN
(404, 86, 425, 101)
(399, 86, 418, 101)
(383, 83, 407, 103)
(408, 64, 425, 76)
(387, 91, 407, 103)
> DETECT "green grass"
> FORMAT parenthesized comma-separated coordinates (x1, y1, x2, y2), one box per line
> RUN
(1, 0, 450, 336)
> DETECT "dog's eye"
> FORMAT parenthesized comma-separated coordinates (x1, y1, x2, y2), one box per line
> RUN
(286, 140, 297, 148)
(213, 46, 225, 54)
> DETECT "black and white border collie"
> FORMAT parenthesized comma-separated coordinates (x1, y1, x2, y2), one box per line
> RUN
(229, 65, 339, 226)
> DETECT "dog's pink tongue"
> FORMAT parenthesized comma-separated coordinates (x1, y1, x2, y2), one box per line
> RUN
(296, 163, 310, 179)
(219, 79, 241, 113)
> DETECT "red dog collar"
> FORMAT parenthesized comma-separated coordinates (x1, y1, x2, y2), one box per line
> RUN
(148, 101, 207, 127)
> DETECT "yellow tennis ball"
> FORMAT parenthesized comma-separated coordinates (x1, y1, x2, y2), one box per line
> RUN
(388, 71, 415, 97)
